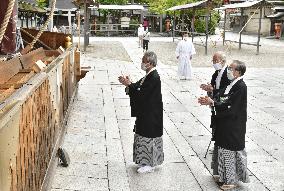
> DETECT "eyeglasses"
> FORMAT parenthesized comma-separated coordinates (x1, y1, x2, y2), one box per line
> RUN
(227, 67, 233, 71)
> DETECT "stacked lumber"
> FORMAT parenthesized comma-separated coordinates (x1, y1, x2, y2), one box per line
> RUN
(0, 47, 61, 103)
(21, 28, 70, 50)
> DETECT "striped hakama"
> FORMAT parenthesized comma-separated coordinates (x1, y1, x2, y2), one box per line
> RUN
(133, 134, 164, 167)
(214, 146, 250, 184)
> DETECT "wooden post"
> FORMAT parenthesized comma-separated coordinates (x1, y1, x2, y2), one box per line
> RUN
(87, 5, 90, 46)
(160, 14, 163, 33)
(181, 10, 185, 32)
(192, 9, 195, 42)
(239, 8, 244, 50)
(84, 0, 87, 51)
(173, 11, 176, 42)
(205, 11, 209, 55)
(223, 9, 226, 46)
(26, 14, 29, 28)
(140, 10, 143, 24)
(77, 10, 81, 49)
(107, 14, 110, 37)
(257, 4, 263, 55)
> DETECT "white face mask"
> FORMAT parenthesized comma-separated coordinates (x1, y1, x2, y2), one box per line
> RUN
(141, 63, 147, 71)
(227, 69, 235, 80)
(213, 63, 223, 70)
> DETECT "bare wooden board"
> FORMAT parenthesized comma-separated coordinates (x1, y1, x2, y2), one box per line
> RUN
(0, 87, 15, 103)
(0, 72, 35, 89)
(0, 57, 22, 84)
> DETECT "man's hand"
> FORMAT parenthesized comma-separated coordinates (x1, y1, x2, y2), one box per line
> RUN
(200, 83, 213, 92)
(198, 96, 214, 106)
(118, 76, 131, 86)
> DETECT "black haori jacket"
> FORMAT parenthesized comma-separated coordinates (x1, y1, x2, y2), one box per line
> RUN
(213, 79, 247, 151)
(209, 67, 231, 141)
(128, 69, 163, 138)
(210, 66, 231, 97)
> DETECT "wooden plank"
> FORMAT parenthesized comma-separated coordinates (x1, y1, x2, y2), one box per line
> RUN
(20, 47, 47, 69)
(74, 49, 81, 76)
(0, 72, 35, 89)
(44, 50, 60, 58)
(21, 28, 70, 50)
(0, 57, 22, 84)
(42, 56, 56, 64)
(0, 87, 15, 103)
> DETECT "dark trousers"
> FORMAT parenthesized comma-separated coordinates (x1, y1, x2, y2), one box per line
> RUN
(143, 39, 149, 51)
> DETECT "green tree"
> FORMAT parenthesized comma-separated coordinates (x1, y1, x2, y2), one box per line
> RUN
(36, 0, 48, 8)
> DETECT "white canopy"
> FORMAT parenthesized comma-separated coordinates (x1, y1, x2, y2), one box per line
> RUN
(267, 12, 284, 18)
(167, 0, 208, 11)
(90, 4, 144, 10)
(273, 6, 284, 11)
(218, 0, 272, 10)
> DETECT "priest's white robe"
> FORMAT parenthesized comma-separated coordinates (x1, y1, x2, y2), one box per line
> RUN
(175, 40, 196, 79)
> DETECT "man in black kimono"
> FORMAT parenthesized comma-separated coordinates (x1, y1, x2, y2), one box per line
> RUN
(118, 51, 164, 174)
(200, 51, 231, 180)
(198, 60, 249, 190)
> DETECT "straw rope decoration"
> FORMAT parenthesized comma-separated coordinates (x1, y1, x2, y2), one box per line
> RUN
(29, 0, 57, 49)
(0, 0, 16, 43)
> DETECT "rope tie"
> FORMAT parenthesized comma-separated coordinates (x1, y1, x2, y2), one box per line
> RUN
(29, 0, 57, 49)
(0, 0, 16, 43)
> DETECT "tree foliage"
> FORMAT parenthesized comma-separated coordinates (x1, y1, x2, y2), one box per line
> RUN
(36, 0, 48, 8)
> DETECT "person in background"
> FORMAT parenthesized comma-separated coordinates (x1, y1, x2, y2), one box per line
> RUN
(198, 60, 249, 190)
(175, 32, 196, 80)
(138, 24, 144, 48)
(118, 51, 164, 174)
(143, 17, 149, 31)
(143, 27, 150, 52)
(52, 25, 58, 33)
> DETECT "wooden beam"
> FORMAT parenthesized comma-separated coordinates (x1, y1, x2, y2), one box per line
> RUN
(205, 11, 209, 55)
(84, 0, 87, 51)
(0, 57, 22, 84)
(223, 10, 227, 46)
(239, 8, 244, 50)
(192, 9, 195, 42)
(173, 11, 176, 42)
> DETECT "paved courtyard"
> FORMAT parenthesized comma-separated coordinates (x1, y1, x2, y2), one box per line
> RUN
(51, 36, 284, 191)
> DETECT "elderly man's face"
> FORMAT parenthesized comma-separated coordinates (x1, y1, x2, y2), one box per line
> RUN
(228, 62, 240, 78)
(212, 54, 222, 64)
(141, 56, 151, 71)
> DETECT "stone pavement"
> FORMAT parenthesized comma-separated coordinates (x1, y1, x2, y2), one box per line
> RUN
(50, 37, 284, 191)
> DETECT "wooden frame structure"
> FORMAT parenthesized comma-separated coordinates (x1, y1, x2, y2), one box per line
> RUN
(89, 4, 144, 37)
(0, 47, 81, 191)
(219, 0, 272, 54)
(167, 0, 213, 55)
(73, 0, 96, 51)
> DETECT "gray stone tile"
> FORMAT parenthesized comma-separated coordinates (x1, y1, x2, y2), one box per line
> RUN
(55, 162, 107, 178)
(51, 38, 284, 191)
(126, 163, 202, 191)
(52, 174, 108, 190)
